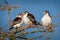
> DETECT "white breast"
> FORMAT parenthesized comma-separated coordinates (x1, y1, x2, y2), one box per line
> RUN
(23, 14, 31, 25)
(41, 15, 52, 27)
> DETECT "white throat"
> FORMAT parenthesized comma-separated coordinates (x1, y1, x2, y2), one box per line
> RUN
(23, 13, 31, 24)
(24, 13, 28, 17)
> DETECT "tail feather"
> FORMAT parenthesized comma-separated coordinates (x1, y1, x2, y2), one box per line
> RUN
(34, 21, 42, 26)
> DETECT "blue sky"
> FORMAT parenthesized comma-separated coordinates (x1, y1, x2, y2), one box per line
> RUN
(0, 0, 60, 40)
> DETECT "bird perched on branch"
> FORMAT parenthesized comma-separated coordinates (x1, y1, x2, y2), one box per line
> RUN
(41, 10, 52, 31)
(23, 11, 41, 26)
(9, 13, 23, 30)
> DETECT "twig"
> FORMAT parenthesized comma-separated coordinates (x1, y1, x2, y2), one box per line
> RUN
(52, 14, 60, 18)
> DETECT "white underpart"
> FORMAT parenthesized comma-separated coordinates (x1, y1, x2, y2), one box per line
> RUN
(13, 20, 23, 28)
(41, 13, 52, 27)
(23, 13, 31, 25)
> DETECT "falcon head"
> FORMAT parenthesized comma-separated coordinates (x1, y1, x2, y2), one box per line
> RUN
(17, 13, 23, 18)
(43, 10, 50, 15)
(23, 11, 29, 15)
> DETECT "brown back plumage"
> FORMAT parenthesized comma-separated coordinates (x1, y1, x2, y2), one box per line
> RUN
(12, 17, 22, 25)
(27, 13, 37, 25)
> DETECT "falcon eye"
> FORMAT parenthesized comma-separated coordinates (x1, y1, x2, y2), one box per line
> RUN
(23, 12, 26, 14)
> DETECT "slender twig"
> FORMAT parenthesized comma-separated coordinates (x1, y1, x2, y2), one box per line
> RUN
(52, 14, 60, 18)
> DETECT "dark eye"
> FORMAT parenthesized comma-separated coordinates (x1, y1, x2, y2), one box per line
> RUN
(25, 13, 26, 14)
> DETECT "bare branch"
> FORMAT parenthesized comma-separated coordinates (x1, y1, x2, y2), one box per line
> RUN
(52, 14, 60, 18)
